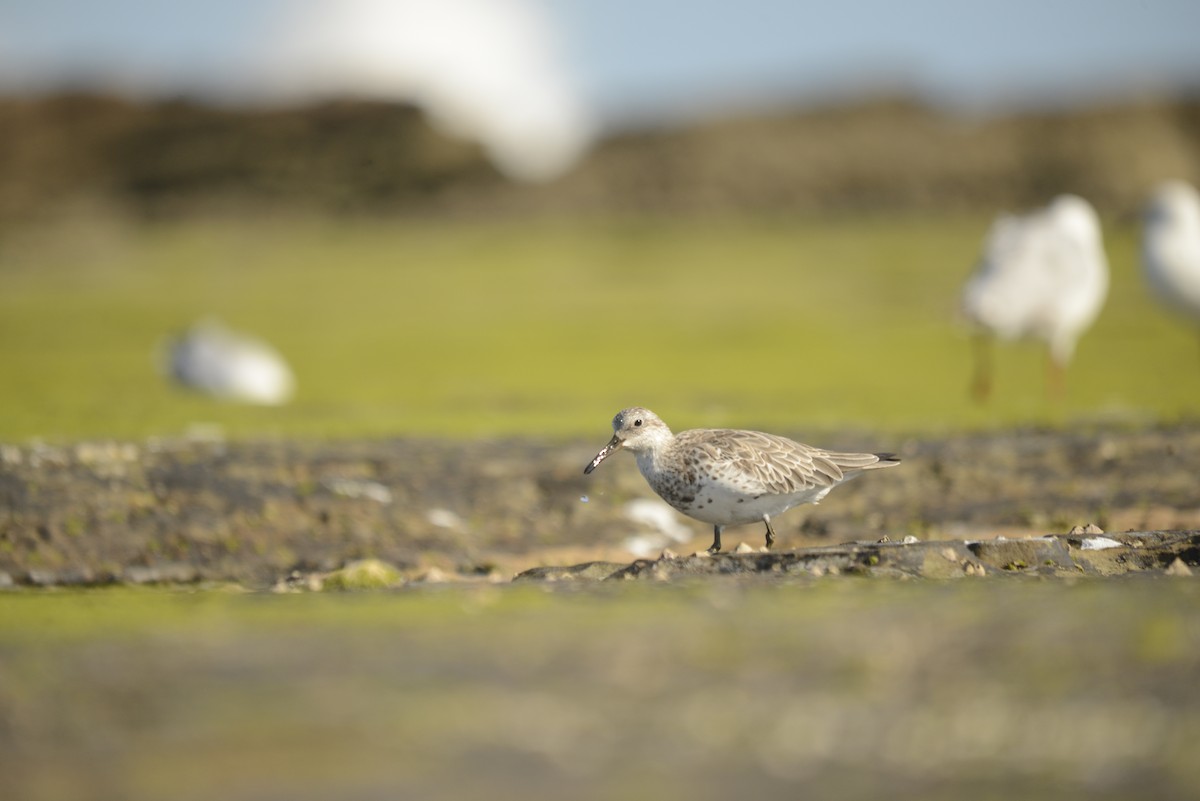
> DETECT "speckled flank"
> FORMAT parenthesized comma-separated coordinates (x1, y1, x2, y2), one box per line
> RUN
(584, 407, 901, 553)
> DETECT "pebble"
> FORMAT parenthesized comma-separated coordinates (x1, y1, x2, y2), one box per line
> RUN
(1164, 558, 1194, 577)
(124, 563, 201, 584)
(322, 477, 393, 504)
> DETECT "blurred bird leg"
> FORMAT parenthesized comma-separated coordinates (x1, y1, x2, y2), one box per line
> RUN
(970, 333, 993, 403)
(1046, 350, 1066, 402)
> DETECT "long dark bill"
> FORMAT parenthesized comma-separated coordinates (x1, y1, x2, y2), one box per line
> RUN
(583, 434, 622, 474)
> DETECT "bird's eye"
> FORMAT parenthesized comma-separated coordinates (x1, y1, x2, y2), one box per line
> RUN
(634, 419, 643, 427)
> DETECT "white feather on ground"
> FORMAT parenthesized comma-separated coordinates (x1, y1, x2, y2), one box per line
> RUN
(620, 498, 693, 557)
(960, 194, 1109, 399)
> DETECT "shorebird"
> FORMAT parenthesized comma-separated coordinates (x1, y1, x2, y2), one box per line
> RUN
(1141, 180, 1200, 348)
(161, 319, 295, 406)
(960, 194, 1109, 401)
(583, 407, 901, 553)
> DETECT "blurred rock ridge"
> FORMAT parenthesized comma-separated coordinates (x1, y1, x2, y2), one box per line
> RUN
(2, 91, 1199, 223)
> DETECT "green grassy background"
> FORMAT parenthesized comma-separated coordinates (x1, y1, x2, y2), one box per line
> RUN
(2, 581, 1198, 801)
(1, 213, 1197, 441)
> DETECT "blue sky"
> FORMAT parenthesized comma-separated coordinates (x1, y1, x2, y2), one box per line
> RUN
(4, 0, 1198, 118)
(543, 0, 1200, 124)
(1, 0, 1197, 177)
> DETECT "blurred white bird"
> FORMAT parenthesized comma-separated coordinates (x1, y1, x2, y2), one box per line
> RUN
(1141, 180, 1200, 345)
(960, 194, 1109, 401)
(161, 319, 295, 405)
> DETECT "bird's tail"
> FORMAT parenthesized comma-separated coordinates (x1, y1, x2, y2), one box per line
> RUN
(867, 453, 902, 469)
(825, 451, 902, 473)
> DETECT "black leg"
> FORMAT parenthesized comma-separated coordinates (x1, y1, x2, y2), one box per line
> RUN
(763, 515, 777, 549)
(707, 525, 723, 554)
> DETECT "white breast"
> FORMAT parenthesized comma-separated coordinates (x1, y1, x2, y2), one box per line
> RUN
(1143, 181, 1200, 319)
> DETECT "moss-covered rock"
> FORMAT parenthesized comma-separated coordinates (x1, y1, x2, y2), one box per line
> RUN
(321, 559, 404, 591)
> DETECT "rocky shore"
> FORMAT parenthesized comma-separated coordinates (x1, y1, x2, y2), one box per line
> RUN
(2, 423, 1199, 588)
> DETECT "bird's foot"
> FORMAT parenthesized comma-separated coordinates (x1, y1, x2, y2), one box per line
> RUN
(707, 526, 723, 554)
(763, 517, 777, 550)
